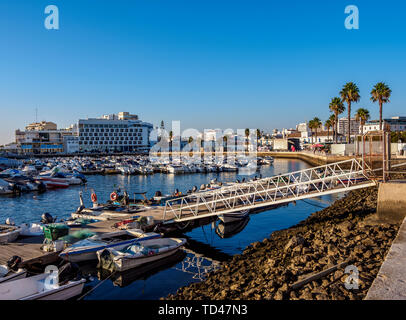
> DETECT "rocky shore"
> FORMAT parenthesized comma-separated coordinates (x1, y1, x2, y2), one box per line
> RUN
(166, 187, 401, 300)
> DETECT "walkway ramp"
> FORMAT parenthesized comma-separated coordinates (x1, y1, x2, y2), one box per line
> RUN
(163, 158, 377, 223)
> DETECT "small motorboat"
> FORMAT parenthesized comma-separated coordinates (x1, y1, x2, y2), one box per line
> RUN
(0, 265, 27, 284)
(41, 178, 70, 189)
(0, 273, 85, 300)
(59, 229, 162, 263)
(218, 209, 250, 223)
(97, 237, 186, 272)
(0, 225, 21, 243)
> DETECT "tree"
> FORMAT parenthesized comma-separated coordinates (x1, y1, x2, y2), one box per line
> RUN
(340, 82, 360, 143)
(169, 131, 173, 152)
(355, 108, 370, 135)
(329, 114, 337, 142)
(311, 117, 322, 143)
(308, 120, 315, 144)
(245, 128, 250, 152)
(256, 129, 262, 148)
(188, 136, 193, 143)
(329, 97, 345, 143)
(325, 119, 333, 142)
(371, 82, 392, 130)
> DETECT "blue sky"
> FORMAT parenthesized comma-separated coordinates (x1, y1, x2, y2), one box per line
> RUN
(0, 0, 405, 144)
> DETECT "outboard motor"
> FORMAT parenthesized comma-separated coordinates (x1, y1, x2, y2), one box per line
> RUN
(154, 190, 162, 197)
(7, 256, 22, 271)
(192, 186, 197, 193)
(41, 212, 55, 224)
(242, 178, 246, 183)
(200, 184, 206, 190)
(37, 181, 47, 193)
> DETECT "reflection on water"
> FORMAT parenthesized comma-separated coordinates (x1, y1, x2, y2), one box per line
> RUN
(215, 217, 250, 239)
(175, 253, 221, 281)
(0, 159, 348, 299)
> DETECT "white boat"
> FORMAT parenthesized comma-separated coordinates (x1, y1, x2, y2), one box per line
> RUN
(0, 265, 27, 284)
(166, 165, 184, 174)
(59, 229, 162, 263)
(0, 225, 21, 243)
(0, 273, 85, 300)
(97, 238, 186, 272)
(218, 209, 250, 223)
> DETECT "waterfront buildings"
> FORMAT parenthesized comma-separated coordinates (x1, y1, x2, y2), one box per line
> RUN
(362, 116, 406, 133)
(78, 112, 153, 153)
(14, 122, 74, 154)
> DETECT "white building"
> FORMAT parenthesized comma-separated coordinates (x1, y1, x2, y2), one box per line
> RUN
(78, 112, 153, 153)
(362, 116, 406, 133)
(63, 136, 79, 154)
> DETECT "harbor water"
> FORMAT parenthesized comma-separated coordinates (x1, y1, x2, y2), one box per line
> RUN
(0, 159, 345, 300)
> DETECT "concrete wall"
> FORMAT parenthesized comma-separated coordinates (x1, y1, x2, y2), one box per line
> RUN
(377, 183, 406, 222)
(330, 144, 355, 156)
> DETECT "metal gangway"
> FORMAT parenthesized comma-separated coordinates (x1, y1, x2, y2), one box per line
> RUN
(162, 158, 377, 223)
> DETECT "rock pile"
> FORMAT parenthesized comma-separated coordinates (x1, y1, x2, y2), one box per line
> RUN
(166, 187, 401, 300)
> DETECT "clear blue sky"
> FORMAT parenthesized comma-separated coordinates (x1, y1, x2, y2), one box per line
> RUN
(0, 0, 405, 144)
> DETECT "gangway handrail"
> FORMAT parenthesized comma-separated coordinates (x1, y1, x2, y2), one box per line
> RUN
(163, 158, 376, 222)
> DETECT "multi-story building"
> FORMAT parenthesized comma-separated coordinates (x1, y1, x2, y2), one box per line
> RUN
(337, 117, 360, 137)
(25, 121, 57, 131)
(15, 122, 73, 154)
(362, 116, 406, 133)
(78, 112, 153, 153)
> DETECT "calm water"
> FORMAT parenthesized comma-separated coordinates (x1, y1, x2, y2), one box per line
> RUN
(0, 159, 345, 300)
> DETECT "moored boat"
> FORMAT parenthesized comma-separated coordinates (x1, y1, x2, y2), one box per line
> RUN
(218, 209, 250, 223)
(97, 237, 186, 272)
(0, 273, 85, 300)
(0, 225, 21, 243)
(59, 229, 162, 263)
(0, 266, 27, 284)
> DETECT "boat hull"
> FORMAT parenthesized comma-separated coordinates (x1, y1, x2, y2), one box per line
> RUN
(218, 210, 249, 223)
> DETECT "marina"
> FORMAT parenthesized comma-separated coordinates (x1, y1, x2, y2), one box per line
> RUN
(0, 158, 339, 299)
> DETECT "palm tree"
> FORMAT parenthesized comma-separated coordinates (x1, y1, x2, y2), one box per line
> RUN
(311, 117, 322, 143)
(325, 119, 333, 142)
(188, 136, 193, 144)
(245, 128, 250, 152)
(169, 130, 173, 152)
(329, 97, 345, 143)
(329, 114, 337, 142)
(355, 108, 370, 135)
(371, 82, 392, 130)
(340, 83, 360, 143)
(256, 129, 262, 148)
(308, 120, 315, 144)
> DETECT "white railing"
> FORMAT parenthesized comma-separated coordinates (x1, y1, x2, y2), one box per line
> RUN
(163, 158, 376, 222)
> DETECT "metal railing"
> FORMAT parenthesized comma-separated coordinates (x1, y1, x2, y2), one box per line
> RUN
(163, 158, 377, 223)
